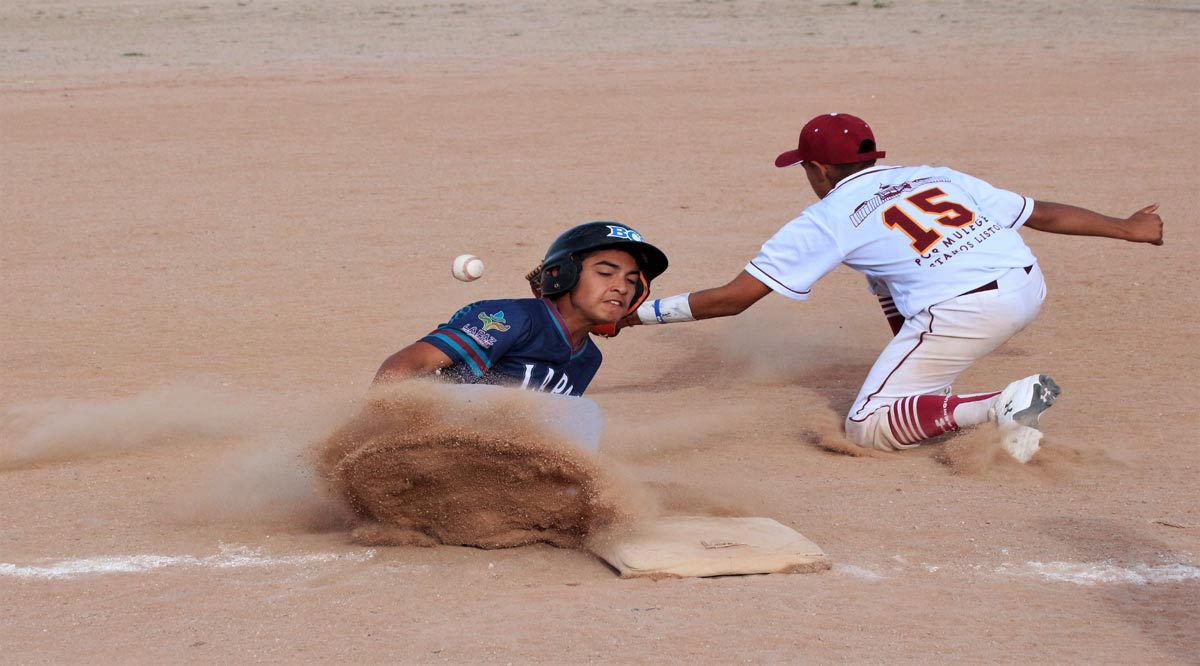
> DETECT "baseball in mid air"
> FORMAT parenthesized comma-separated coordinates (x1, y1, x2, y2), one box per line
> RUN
(452, 254, 485, 282)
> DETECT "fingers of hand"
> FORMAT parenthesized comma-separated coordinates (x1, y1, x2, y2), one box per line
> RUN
(1145, 220, 1164, 245)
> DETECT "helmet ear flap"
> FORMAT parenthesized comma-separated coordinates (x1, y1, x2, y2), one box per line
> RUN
(537, 257, 581, 298)
(538, 255, 650, 314)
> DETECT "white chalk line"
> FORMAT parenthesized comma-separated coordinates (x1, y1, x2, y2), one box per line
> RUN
(832, 564, 887, 581)
(996, 561, 1200, 586)
(6, 547, 1197, 585)
(834, 560, 1200, 586)
(0, 543, 376, 580)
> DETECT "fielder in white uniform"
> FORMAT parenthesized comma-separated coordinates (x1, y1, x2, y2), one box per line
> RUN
(623, 113, 1164, 462)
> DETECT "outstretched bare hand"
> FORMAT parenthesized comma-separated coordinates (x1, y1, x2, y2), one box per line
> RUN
(1124, 204, 1164, 245)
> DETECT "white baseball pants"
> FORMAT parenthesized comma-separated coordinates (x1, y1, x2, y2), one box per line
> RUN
(845, 264, 1047, 450)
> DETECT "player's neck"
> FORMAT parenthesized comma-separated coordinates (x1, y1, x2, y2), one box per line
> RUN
(544, 297, 591, 350)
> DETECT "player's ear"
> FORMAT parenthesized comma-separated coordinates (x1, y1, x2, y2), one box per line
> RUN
(804, 161, 834, 198)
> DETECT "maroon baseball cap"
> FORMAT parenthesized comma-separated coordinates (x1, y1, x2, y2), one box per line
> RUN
(774, 113, 886, 168)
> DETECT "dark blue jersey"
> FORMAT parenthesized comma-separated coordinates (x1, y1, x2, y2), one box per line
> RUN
(420, 298, 602, 397)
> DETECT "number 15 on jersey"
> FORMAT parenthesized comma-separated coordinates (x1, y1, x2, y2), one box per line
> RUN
(882, 187, 977, 254)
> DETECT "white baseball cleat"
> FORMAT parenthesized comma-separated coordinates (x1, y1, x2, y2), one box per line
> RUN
(994, 374, 1062, 463)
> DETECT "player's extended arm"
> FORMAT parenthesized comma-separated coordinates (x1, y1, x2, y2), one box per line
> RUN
(688, 271, 774, 318)
(1024, 201, 1163, 245)
(373, 341, 455, 385)
(620, 270, 772, 329)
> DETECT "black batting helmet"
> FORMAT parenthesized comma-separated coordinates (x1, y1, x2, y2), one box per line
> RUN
(529, 221, 668, 307)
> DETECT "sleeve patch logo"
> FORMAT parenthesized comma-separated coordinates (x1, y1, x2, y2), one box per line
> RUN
(478, 311, 511, 332)
(459, 324, 498, 348)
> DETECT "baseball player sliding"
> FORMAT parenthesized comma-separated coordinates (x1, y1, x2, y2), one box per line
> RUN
(620, 113, 1164, 462)
(375, 221, 668, 397)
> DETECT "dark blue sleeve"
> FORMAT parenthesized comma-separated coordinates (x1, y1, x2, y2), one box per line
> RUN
(419, 300, 531, 378)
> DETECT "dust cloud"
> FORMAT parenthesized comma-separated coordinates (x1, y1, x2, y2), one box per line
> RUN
(319, 383, 654, 549)
(0, 383, 263, 468)
(0, 382, 360, 527)
(716, 305, 883, 387)
(0, 381, 702, 544)
(0, 378, 795, 544)
(932, 427, 1092, 480)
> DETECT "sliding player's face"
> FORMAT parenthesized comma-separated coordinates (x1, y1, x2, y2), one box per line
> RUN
(571, 249, 641, 325)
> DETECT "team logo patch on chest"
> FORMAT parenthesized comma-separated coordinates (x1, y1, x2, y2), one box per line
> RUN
(478, 311, 511, 332)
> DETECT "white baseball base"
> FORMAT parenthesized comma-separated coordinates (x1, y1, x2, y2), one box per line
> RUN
(590, 516, 831, 579)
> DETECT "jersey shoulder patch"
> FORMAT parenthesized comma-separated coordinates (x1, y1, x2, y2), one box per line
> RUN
(443, 298, 536, 348)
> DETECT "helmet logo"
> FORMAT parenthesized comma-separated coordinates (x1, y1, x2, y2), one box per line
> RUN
(605, 225, 643, 243)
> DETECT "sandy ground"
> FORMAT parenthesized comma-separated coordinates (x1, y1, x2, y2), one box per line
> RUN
(3, 0, 1199, 663)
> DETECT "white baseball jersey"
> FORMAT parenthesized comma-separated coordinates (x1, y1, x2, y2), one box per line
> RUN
(745, 165, 1037, 318)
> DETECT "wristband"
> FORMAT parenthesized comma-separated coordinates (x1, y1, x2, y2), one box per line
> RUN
(636, 293, 694, 325)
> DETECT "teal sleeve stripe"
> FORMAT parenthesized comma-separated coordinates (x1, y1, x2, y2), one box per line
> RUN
(439, 328, 493, 369)
(428, 332, 484, 377)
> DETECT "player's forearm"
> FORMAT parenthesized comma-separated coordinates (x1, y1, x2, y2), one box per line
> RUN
(373, 342, 453, 384)
(635, 271, 771, 325)
(373, 357, 423, 384)
(688, 286, 759, 319)
(1025, 201, 1135, 239)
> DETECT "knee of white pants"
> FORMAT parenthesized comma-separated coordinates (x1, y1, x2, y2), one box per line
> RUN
(843, 417, 875, 449)
(845, 407, 920, 452)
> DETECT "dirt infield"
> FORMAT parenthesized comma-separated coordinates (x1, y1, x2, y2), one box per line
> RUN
(2, 1, 1198, 663)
